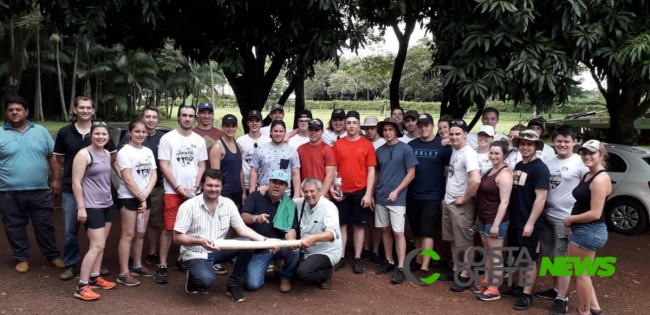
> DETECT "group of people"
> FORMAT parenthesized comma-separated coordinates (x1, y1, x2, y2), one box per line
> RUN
(0, 97, 611, 315)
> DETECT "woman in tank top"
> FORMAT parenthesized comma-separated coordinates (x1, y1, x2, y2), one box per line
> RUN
(563, 140, 611, 315)
(71, 122, 116, 301)
(474, 139, 513, 301)
(116, 120, 157, 286)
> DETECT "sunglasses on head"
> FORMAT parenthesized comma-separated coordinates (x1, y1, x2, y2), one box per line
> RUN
(93, 121, 108, 126)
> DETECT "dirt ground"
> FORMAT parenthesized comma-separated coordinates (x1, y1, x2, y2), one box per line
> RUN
(1, 201, 649, 315)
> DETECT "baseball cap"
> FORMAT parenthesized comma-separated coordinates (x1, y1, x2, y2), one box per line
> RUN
(449, 119, 468, 132)
(308, 118, 324, 130)
(331, 108, 346, 119)
(247, 110, 263, 121)
(198, 102, 214, 112)
(416, 113, 433, 125)
(478, 125, 495, 137)
(270, 120, 286, 130)
(404, 110, 419, 120)
(269, 104, 284, 114)
(222, 114, 237, 126)
(345, 110, 360, 121)
(362, 115, 379, 127)
(527, 118, 545, 131)
(298, 110, 313, 119)
(269, 170, 290, 184)
(578, 139, 602, 154)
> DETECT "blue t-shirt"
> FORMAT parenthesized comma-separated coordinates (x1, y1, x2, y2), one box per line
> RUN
(0, 122, 54, 191)
(510, 158, 550, 229)
(375, 141, 419, 206)
(407, 138, 452, 201)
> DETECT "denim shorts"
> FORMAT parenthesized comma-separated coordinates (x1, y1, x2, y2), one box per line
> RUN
(478, 220, 509, 239)
(569, 222, 608, 252)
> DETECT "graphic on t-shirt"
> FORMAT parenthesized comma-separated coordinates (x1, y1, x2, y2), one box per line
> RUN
(549, 168, 562, 190)
(136, 160, 153, 180)
(175, 146, 195, 166)
(449, 156, 457, 178)
(513, 170, 528, 186)
(413, 149, 439, 158)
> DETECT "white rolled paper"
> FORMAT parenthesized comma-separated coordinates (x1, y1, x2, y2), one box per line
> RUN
(211, 239, 301, 250)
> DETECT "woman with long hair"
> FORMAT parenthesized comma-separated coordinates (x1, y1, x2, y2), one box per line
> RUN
(564, 140, 611, 315)
(437, 114, 452, 139)
(116, 120, 157, 286)
(322, 108, 347, 146)
(474, 139, 513, 301)
(71, 122, 116, 300)
(476, 126, 495, 176)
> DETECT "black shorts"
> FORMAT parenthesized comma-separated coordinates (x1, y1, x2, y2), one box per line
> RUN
(406, 198, 441, 238)
(222, 191, 243, 209)
(85, 207, 114, 229)
(120, 197, 152, 211)
(514, 228, 541, 262)
(333, 188, 369, 226)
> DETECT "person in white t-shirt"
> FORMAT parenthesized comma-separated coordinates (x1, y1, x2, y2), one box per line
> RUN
(505, 124, 526, 169)
(116, 120, 158, 285)
(476, 125, 495, 176)
(362, 115, 386, 150)
(467, 107, 508, 149)
(441, 119, 481, 292)
(260, 104, 293, 137)
(237, 110, 272, 192)
(155, 105, 208, 285)
(399, 110, 420, 143)
(321, 108, 347, 146)
(535, 125, 588, 313)
(287, 110, 312, 149)
(527, 118, 555, 161)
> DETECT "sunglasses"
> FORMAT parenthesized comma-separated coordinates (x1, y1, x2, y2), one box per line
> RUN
(519, 132, 538, 140)
(92, 121, 108, 126)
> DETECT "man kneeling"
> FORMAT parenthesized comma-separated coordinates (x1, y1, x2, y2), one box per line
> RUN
(295, 178, 342, 289)
(173, 169, 278, 303)
(241, 170, 300, 293)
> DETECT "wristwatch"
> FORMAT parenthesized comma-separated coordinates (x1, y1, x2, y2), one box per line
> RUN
(253, 215, 259, 223)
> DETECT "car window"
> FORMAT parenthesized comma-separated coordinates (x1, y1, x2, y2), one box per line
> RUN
(607, 152, 627, 173)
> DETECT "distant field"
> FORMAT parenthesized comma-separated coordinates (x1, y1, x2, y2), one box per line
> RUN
(39, 107, 534, 138)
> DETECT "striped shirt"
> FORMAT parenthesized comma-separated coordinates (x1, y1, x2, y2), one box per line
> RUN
(174, 195, 243, 260)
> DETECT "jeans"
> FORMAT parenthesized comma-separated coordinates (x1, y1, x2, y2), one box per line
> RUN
(62, 192, 81, 268)
(245, 247, 300, 291)
(296, 254, 334, 283)
(184, 245, 255, 289)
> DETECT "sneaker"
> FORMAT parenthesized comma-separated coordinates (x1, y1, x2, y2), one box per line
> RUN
(438, 269, 455, 282)
(360, 249, 372, 261)
(353, 258, 364, 274)
(100, 265, 110, 276)
(552, 298, 568, 315)
(212, 263, 228, 275)
(175, 259, 187, 272)
(502, 269, 509, 279)
(391, 268, 405, 284)
(409, 260, 422, 272)
(15, 261, 29, 274)
(279, 279, 291, 293)
(319, 267, 334, 289)
(185, 271, 209, 295)
(74, 285, 100, 301)
(50, 258, 65, 269)
(90, 276, 116, 290)
(374, 262, 396, 275)
(590, 308, 604, 315)
(265, 263, 274, 273)
(478, 287, 501, 301)
(502, 285, 524, 298)
(60, 266, 79, 281)
(450, 276, 471, 292)
(371, 253, 388, 266)
(154, 265, 169, 284)
(470, 285, 487, 294)
(535, 287, 559, 300)
(226, 285, 245, 303)
(334, 258, 346, 271)
(117, 273, 141, 287)
(131, 265, 155, 277)
(513, 293, 533, 310)
(146, 253, 160, 265)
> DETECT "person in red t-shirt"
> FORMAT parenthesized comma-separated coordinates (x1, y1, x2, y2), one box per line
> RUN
(297, 118, 336, 196)
(330, 111, 377, 274)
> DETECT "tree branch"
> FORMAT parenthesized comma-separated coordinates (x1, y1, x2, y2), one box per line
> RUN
(584, 60, 608, 97)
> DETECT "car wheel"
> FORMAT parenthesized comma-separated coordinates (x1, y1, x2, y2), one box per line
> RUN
(605, 198, 649, 235)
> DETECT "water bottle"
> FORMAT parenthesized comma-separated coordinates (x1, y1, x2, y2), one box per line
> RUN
(468, 225, 479, 236)
(137, 212, 145, 233)
(334, 173, 345, 200)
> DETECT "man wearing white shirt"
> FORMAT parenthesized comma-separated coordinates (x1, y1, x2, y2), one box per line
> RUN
(527, 118, 556, 161)
(260, 104, 293, 137)
(287, 110, 312, 149)
(467, 107, 508, 149)
(237, 110, 271, 193)
(399, 110, 420, 143)
(321, 109, 347, 147)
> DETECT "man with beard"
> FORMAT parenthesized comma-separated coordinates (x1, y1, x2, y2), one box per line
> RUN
(155, 105, 208, 284)
(192, 103, 223, 161)
(296, 119, 336, 196)
(249, 120, 301, 198)
(237, 110, 271, 194)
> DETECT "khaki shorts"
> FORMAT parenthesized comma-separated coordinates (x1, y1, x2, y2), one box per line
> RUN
(375, 204, 406, 233)
(540, 214, 570, 260)
(442, 200, 476, 247)
(148, 186, 164, 228)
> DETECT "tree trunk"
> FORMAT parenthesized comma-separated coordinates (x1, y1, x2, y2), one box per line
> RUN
(292, 72, 306, 129)
(55, 41, 68, 120)
(209, 61, 215, 105)
(389, 16, 416, 111)
(35, 29, 43, 121)
(278, 75, 298, 106)
(68, 42, 79, 120)
(1, 17, 30, 113)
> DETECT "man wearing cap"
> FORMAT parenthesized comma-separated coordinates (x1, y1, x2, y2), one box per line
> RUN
(406, 113, 452, 279)
(505, 129, 550, 310)
(441, 119, 481, 292)
(237, 111, 271, 194)
(260, 104, 293, 138)
(210, 114, 246, 208)
(241, 170, 299, 293)
(362, 115, 386, 149)
(322, 109, 347, 147)
(193, 102, 224, 162)
(296, 118, 336, 196)
(330, 110, 377, 274)
(249, 120, 301, 198)
(287, 110, 313, 150)
(373, 117, 419, 284)
(467, 107, 508, 150)
(527, 118, 556, 161)
(476, 125, 496, 176)
(399, 110, 420, 143)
